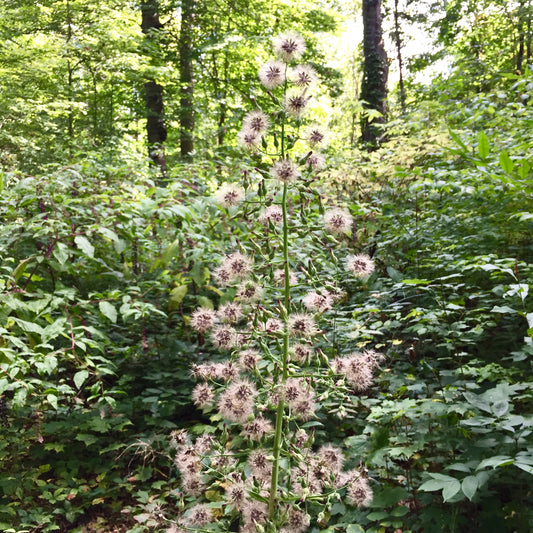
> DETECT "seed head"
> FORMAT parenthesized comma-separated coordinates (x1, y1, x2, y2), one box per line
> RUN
(302, 290, 333, 313)
(307, 152, 326, 171)
(272, 32, 306, 61)
(190, 307, 218, 333)
(324, 207, 353, 234)
(211, 325, 239, 350)
(270, 159, 301, 184)
(290, 64, 317, 87)
(291, 343, 314, 363)
(259, 204, 284, 226)
(182, 503, 213, 526)
(192, 382, 215, 409)
(305, 124, 329, 147)
(258, 59, 287, 89)
(214, 183, 245, 208)
(238, 348, 261, 370)
(288, 312, 317, 338)
(243, 110, 270, 135)
(284, 90, 311, 118)
(237, 127, 261, 150)
(242, 416, 274, 441)
(346, 253, 375, 277)
(218, 302, 243, 324)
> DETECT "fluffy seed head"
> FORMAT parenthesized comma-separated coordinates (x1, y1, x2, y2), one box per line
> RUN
(214, 183, 245, 208)
(259, 204, 284, 226)
(259, 60, 287, 89)
(218, 302, 243, 324)
(236, 280, 262, 302)
(190, 308, 218, 333)
(238, 348, 261, 370)
(211, 325, 239, 350)
(237, 127, 261, 150)
(291, 343, 314, 363)
(242, 416, 274, 441)
(305, 124, 329, 147)
(288, 313, 317, 338)
(290, 64, 317, 87)
(224, 252, 254, 281)
(284, 90, 310, 118)
(272, 32, 306, 61)
(243, 110, 270, 135)
(324, 207, 353, 234)
(302, 290, 333, 313)
(346, 253, 375, 277)
(270, 159, 301, 184)
(281, 507, 311, 533)
(307, 152, 326, 171)
(192, 382, 215, 409)
(183, 503, 213, 526)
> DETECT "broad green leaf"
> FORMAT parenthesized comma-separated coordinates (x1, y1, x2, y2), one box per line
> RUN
(514, 463, 533, 474)
(461, 475, 478, 500)
(169, 285, 188, 310)
(518, 159, 531, 178)
(73, 370, 89, 389)
(75, 433, 99, 446)
(53, 242, 70, 265)
(419, 479, 446, 492)
(477, 455, 513, 470)
(491, 400, 509, 417)
(74, 235, 95, 258)
(346, 525, 365, 533)
(99, 301, 117, 323)
(12, 258, 30, 282)
(47, 394, 58, 410)
(477, 131, 490, 159)
(464, 392, 491, 413)
(442, 478, 461, 502)
(498, 150, 514, 173)
(490, 305, 517, 314)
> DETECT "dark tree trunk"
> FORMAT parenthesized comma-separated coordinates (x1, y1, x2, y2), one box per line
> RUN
(179, 0, 195, 158)
(360, 0, 388, 146)
(141, 0, 167, 173)
(393, 0, 406, 114)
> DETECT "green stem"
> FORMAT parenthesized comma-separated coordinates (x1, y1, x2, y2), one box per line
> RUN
(269, 182, 291, 519)
(268, 88, 290, 514)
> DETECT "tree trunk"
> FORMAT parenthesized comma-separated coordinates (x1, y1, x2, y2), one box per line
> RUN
(360, 0, 388, 146)
(179, 0, 195, 158)
(393, 0, 406, 114)
(141, 0, 167, 173)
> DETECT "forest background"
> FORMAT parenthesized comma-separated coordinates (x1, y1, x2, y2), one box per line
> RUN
(0, 0, 532, 532)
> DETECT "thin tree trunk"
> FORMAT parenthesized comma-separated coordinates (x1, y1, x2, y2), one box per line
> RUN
(360, 0, 388, 146)
(179, 0, 195, 158)
(393, 0, 406, 114)
(141, 0, 167, 173)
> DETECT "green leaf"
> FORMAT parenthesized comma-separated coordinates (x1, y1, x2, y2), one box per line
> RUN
(73, 370, 89, 389)
(75, 433, 99, 446)
(477, 455, 513, 470)
(346, 525, 365, 533)
(169, 285, 188, 310)
(477, 131, 490, 160)
(518, 159, 530, 178)
(514, 463, 533, 474)
(491, 400, 509, 417)
(490, 305, 517, 314)
(53, 242, 70, 265)
(99, 301, 117, 323)
(461, 476, 478, 501)
(12, 258, 31, 282)
(442, 478, 461, 502)
(47, 394, 58, 410)
(498, 150, 514, 173)
(75, 235, 95, 258)
(448, 128, 468, 152)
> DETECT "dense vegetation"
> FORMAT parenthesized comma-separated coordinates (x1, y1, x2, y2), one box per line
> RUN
(1, 0, 532, 532)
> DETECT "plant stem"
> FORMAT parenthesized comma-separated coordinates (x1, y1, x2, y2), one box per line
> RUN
(269, 181, 291, 519)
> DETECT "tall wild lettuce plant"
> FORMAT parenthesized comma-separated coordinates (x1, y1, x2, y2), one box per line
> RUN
(165, 32, 383, 533)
